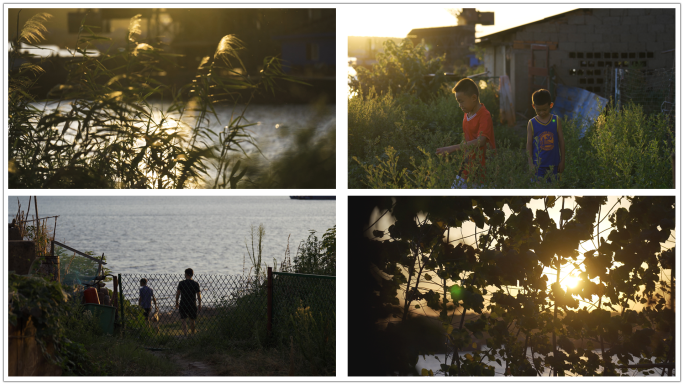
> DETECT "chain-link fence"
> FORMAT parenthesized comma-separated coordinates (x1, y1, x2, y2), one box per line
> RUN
(270, 271, 336, 373)
(271, 271, 336, 339)
(117, 272, 336, 350)
(615, 67, 676, 116)
(118, 274, 266, 348)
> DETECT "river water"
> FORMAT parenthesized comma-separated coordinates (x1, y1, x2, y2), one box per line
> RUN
(417, 349, 658, 377)
(8, 196, 336, 276)
(29, 101, 336, 168)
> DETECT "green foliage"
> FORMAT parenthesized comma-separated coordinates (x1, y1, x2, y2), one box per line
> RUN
(358, 196, 675, 376)
(287, 306, 336, 375)
(349, 91, 673, 189)
(8, 274, 105, 375)
(238, 106, 336, 188)
(349, 39, 447, 101)
(57, 246, 112, 284)
(293, 226, 336, 276)
(8, 13, 301, 189)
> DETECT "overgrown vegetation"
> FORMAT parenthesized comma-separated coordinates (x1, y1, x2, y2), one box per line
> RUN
(9, 223, 336, 376)
(348, 40, 674, 189)
(348, 196, 675, 376)
(9, 12, 333, 189)
(8, 274, 177, 376)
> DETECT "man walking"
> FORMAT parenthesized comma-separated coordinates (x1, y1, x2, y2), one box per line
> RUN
(175, 268, 201, 336)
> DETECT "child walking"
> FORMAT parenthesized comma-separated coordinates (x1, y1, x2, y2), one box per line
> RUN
(526, 89, 565, 182)
(436, 78, 496, 188)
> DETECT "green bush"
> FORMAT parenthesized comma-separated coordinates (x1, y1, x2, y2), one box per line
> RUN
(350, 38, 447, 101)
(293, 226, 336, 276)
(349, 90, 673, 189)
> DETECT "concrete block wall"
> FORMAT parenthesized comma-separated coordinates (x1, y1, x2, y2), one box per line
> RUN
(497, 8, 675, 112)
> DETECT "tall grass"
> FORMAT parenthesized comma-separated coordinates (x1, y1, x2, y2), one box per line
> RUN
(8, 12, 303, 189)
(349, 90, 673, 189)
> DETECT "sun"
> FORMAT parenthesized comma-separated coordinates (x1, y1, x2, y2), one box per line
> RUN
(562, 276, 580, 289)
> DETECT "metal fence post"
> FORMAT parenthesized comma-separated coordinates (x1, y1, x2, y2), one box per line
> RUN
(118, 273, 125, 334)
(615, 68, 622, 111)
(267, 267, 273, 336)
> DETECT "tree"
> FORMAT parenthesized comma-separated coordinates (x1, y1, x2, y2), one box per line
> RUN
(349, 39, 447, 101)
(349, 196, 675, 376)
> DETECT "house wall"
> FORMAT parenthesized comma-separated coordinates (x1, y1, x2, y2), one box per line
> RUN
(484, 46, 497, 76)
(482, 8, 675, 113)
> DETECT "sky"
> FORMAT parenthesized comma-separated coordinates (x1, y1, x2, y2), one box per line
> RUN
(347, 5, 578, 39)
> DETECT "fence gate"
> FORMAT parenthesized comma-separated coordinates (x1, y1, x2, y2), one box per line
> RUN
(267, 268, 336, 344)
(117, 273, 266, 348)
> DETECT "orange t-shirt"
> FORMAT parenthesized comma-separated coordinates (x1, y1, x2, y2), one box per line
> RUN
(462, 103, 496, 178)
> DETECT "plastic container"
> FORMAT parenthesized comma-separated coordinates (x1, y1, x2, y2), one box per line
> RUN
(83, 304, 115, 335)
(83, 287, 100, 304)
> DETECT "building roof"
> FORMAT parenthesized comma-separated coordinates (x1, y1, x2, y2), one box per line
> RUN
(478, 8, 579, 44)
(407, 25, 474, 37)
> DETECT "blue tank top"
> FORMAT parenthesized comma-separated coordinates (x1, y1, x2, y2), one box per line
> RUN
(531, 115, 560, 167)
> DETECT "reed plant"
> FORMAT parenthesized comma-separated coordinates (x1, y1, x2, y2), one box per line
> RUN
(9, 12, 302, 189)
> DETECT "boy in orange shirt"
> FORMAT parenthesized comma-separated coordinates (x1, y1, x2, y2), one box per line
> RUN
(436, 78, 496, 188)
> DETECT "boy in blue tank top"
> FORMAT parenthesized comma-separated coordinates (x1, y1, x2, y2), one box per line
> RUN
(526, 89, 565, 182)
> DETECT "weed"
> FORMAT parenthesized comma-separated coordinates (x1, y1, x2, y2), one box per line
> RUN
(349, 90, 673, 189)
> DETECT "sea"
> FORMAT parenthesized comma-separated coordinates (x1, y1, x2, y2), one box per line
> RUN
(8, 196, 336, 276)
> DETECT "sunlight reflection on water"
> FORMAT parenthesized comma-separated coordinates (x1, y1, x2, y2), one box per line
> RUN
(417, 349, 657, 377)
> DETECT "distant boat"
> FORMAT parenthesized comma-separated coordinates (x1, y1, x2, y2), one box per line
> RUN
(289, 196, 336, 200)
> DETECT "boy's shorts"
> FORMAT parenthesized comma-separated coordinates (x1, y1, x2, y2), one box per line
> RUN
(532, 166, 559, 183)
(143, 307, 151, 319)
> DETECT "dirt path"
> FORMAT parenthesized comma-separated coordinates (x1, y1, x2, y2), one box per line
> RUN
(152, 350, 217, 376)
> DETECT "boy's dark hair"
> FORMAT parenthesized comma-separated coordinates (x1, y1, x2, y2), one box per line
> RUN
(452, 78, 479, 98)
(140, 278, 147, 285)
(185, 268, 194, 277)
(532, 89, 552, 105)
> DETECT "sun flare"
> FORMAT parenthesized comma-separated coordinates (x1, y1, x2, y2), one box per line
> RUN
(562, 276, 580, 289)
